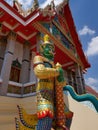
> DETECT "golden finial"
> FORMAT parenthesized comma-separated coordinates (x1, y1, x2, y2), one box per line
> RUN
(44, 34, 50, 43)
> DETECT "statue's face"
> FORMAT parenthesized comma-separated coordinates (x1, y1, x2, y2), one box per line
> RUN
(42, 44, 55, 60)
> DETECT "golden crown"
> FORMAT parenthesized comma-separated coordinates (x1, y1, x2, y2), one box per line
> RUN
(41, 34, 54, 48)
(44, 34, 50, 43)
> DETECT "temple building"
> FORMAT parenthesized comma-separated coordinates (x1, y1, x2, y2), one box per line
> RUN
(0, 1, 98, 130)
(0, 0, 90, 96)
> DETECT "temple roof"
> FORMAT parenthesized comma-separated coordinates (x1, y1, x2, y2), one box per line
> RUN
(0, 0, 90, 70)
(12, 0, 39, 17)
(86, 85, 98, 98)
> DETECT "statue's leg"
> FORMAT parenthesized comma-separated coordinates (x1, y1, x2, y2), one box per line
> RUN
(37, 117, 52, 130)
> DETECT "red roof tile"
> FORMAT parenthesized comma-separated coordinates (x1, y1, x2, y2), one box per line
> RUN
(86, 86, 98, 98)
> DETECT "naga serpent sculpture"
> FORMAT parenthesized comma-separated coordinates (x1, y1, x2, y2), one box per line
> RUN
(63, 85, 98, 112)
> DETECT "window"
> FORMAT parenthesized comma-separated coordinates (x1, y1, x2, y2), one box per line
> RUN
(10, 58, 21, 82)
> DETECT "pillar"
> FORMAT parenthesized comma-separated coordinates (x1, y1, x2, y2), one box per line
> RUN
(80, 67, 86, 93)
(75, 64, 83, 94)
(71, 70, 78, 93)
(19, 41, 30, 84)
(36, 33, 40, 53)
(67, 69, 73, 86)
(29, 51, 36, 82)
(0, 31, 17, 95)
(0, 37, 7, 73)
(70, 70, 74, 87)
(64, 70, 68, 84)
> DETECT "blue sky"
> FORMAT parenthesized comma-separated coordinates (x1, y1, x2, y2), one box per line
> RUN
(5, 0, 98, 92)
(69, 0, 98, 92)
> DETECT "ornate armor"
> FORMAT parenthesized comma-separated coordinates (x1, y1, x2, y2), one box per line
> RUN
(34, 54, 59, 119)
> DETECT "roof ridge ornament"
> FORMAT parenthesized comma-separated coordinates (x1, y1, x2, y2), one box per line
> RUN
(27, 0, 39, 15)
(41, 0, 56, 17)
(13, 0, 26, 16)
(32, 0, 39, 11)
(50, 0, 55, 11)
(56, 0, 69, 14)
(13, 0, 39, 17)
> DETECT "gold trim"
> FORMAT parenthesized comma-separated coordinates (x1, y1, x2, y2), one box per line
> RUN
(52, 20, 74, 46)
(60, 15, 74, 44)
(33, 22, 84, 68)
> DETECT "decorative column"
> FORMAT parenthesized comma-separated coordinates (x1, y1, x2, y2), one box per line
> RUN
(36, 33, 40, 53)
(55, 63, 66, 129)
(64, 70, 68, 84)
(70, 70, 74, 87)
(67, 69, 73, 86)
(80, 66, 86, 93)
(29, 51, 36, 82)
(67, 69, 79, 93)
(0, 37, 7, 73)
(29, 33, 41, 82)
(55, 82, 66, 128)
(0, 31, 17, 95)
(75, 64, 83, 94)
(19, 41, 30, 84)
(71, 71, 78, 93)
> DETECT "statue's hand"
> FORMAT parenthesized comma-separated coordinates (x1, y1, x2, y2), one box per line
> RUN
(55, 63, 65, 82)
(57, 67, 65, 82)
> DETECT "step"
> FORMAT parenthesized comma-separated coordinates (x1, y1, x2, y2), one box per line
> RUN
(0, 123, 16, 130)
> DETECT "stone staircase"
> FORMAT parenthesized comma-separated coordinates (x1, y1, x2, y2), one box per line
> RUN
(0, 96, 37, 130)
(0, 96, 18, 130)
(0, 95, 98, 130)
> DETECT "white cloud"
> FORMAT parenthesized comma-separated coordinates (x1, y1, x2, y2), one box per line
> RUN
(17, 0, 33, 9)
(5, 0, 12, 5)
(85, 77, 98, 92)
(85, 36, 98, 56)
(5, 0, 33, 9)
(79, 26, 95, 36)
(40, 0, 64, 8)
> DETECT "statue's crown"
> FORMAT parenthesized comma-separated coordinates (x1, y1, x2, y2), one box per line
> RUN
(43, 34, 50, 44)
(41, 34, 54, 49)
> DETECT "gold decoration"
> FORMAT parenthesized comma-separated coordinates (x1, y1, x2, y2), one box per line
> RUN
(56, 62, 62, 68)
(41, 34, 54, 47)
(15, 118, 35, 130)
(33, 55, 59, 79)
(17, 105, 38, 127)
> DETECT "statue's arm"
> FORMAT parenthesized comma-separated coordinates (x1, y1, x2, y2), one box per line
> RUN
(33, 55, 59, 79)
